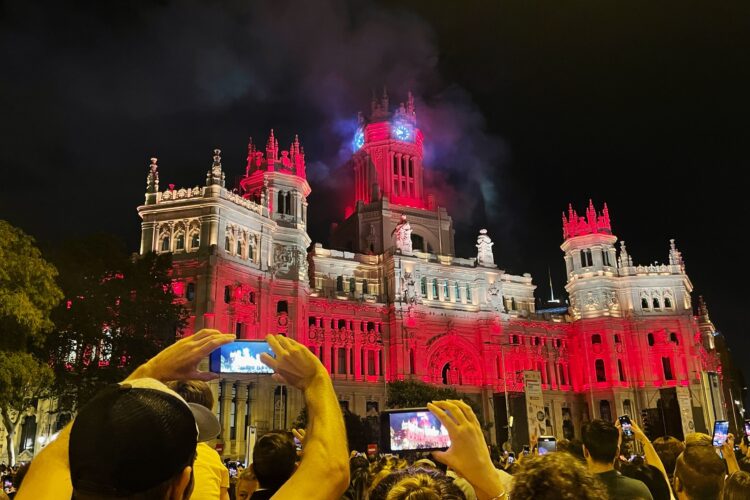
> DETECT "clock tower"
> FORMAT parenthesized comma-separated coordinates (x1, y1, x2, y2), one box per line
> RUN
(331, 90, 454, 255)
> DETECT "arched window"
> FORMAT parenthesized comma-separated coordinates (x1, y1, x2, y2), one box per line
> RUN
(336, 276, 344, 292)
(641, 297, 649, 309)
(186, 282, 195, 301)
(277, 300, 288, 314)
(662, 357, 674, 380)
(362, 279, 369, 295)
(190, 232, 200, 250)
(614, 334, 621, 344)
(664, 297, 672, 308)
(248, 291, 255, 304)
(623, 399, 633, 417)
(618, 359, 626, 381)
(581, 249, 593, 267)
(411, 234, 425, 253)
(558, 364, 567, 385)
(595, 359, 606, 382)
(175, 233, 185, 251)
(466, 284, 472, 302)
(224, 286, 232, 304)
(420, 277, 427, 296)
(602, 249, 611, 266)
(432, 279, 438, 298)
(670, 332, 679, 345)
(338, 319, 347, 329)
(599, 400, 612, 422)
(647, 333, 655, 346)
(592, 334, 602, 344)
(224, 236, 231, 252)
(248, 242, 255, 261)
(409, 349, 416, 375)
(349, 277, 356, 293)
(236, 239, 243, 256)
(442, 280, 449, 300)
(278, 191, 285, 214)
(511, 335, 520, 345)
(653, 297, 661, 309)
(161, 236, 170, 252)
(19, 416, 37, 452)
(511, 297, 517, 310)
(455, 282, 461, 301)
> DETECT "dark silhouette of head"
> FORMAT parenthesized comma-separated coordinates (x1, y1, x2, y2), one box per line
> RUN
(251, 431, 297, 492)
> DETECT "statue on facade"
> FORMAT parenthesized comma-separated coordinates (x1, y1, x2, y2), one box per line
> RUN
(486, 280, 505, 312)
(391, 214, 413, 255)
(401, 271, 417, 304)
(476, 229, 495, 267)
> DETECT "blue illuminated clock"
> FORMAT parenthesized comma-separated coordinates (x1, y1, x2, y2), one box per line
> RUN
(392, 122, 413, 142)
(353, 128, 365, 151)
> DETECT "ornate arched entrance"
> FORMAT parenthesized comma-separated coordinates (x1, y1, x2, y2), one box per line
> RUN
(426, 334, 483, 386)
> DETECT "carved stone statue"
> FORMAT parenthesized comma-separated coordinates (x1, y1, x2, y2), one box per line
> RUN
(476, 229, 495, 267)
(401, 271, 417, 304)
(391, 214, 413, 255)
(486, 280, 504, 312)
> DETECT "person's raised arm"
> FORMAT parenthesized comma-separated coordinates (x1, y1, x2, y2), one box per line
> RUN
(17, 329, 234, 500)
(260, 335, 349, 499)
(623, 421, 672, 493)
(429, 400, 506, 500)
(722, 433, 740, 475)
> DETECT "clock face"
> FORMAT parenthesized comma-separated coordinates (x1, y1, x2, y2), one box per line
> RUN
(392, 122, 413, 142)
(353, 128, 365, 151)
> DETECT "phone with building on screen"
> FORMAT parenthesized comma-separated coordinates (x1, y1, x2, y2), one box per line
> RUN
(712, 420, 729, 447)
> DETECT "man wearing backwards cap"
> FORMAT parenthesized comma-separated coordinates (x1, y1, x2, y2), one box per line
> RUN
(17, 329, 350, 500)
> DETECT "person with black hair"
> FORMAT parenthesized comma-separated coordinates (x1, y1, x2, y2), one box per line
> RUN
(581, 419, 653, 500)
(619, 462, 671, 500)
(249, 432, 298, 499)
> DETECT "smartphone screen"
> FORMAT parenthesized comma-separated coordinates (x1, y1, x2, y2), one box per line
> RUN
(209, 340, 275, 374)
(619, 415, 633, 437)
(712, 420, 729, 447)
(507, 453, 515, 464)
(294, 436, 302, 451)
(744, 419, 750, 438)
(380, 408, 451, 452)
(538, 436, 556, 455)
(522, 444, 530, 455)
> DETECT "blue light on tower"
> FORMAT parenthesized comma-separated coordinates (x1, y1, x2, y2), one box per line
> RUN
(392, 122, 413, 141)
(353, 129, 365, 151)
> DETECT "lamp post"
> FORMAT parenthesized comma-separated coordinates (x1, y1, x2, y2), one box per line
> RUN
(488, 339, 512, 449)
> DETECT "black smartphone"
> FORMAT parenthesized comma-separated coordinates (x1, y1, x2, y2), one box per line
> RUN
(209, 339, 275, 374)
(538, 436, 556, 455)
(507, 452, 515, 464)
(712, 420, 729, 447)
(380, 408, 451, 452)
(522, 444, 530, 456)
(744, 419, 750, 439)
(294, 436, 302, 451)
(619, 415, 634, 438)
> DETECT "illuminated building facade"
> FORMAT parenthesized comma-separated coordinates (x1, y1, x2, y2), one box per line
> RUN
(135, 93, 726, 458)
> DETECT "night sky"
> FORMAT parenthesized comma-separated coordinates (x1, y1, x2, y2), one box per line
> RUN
(1, 2, 748, 390)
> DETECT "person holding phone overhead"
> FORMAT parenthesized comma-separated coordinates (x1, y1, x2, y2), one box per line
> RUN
(582, 420, 653, 500)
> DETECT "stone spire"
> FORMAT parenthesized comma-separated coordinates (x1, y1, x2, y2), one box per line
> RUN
(476, 229, 496, 267)
(669, 238, 684, 267)
(146, 157, 159, 194)
(205, 148, 225, 187)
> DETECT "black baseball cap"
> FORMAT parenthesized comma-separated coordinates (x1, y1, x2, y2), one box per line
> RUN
(69, 378, 221, 496)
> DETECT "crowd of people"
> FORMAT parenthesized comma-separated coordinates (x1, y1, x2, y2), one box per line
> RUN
(9, 328, 749, 499)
